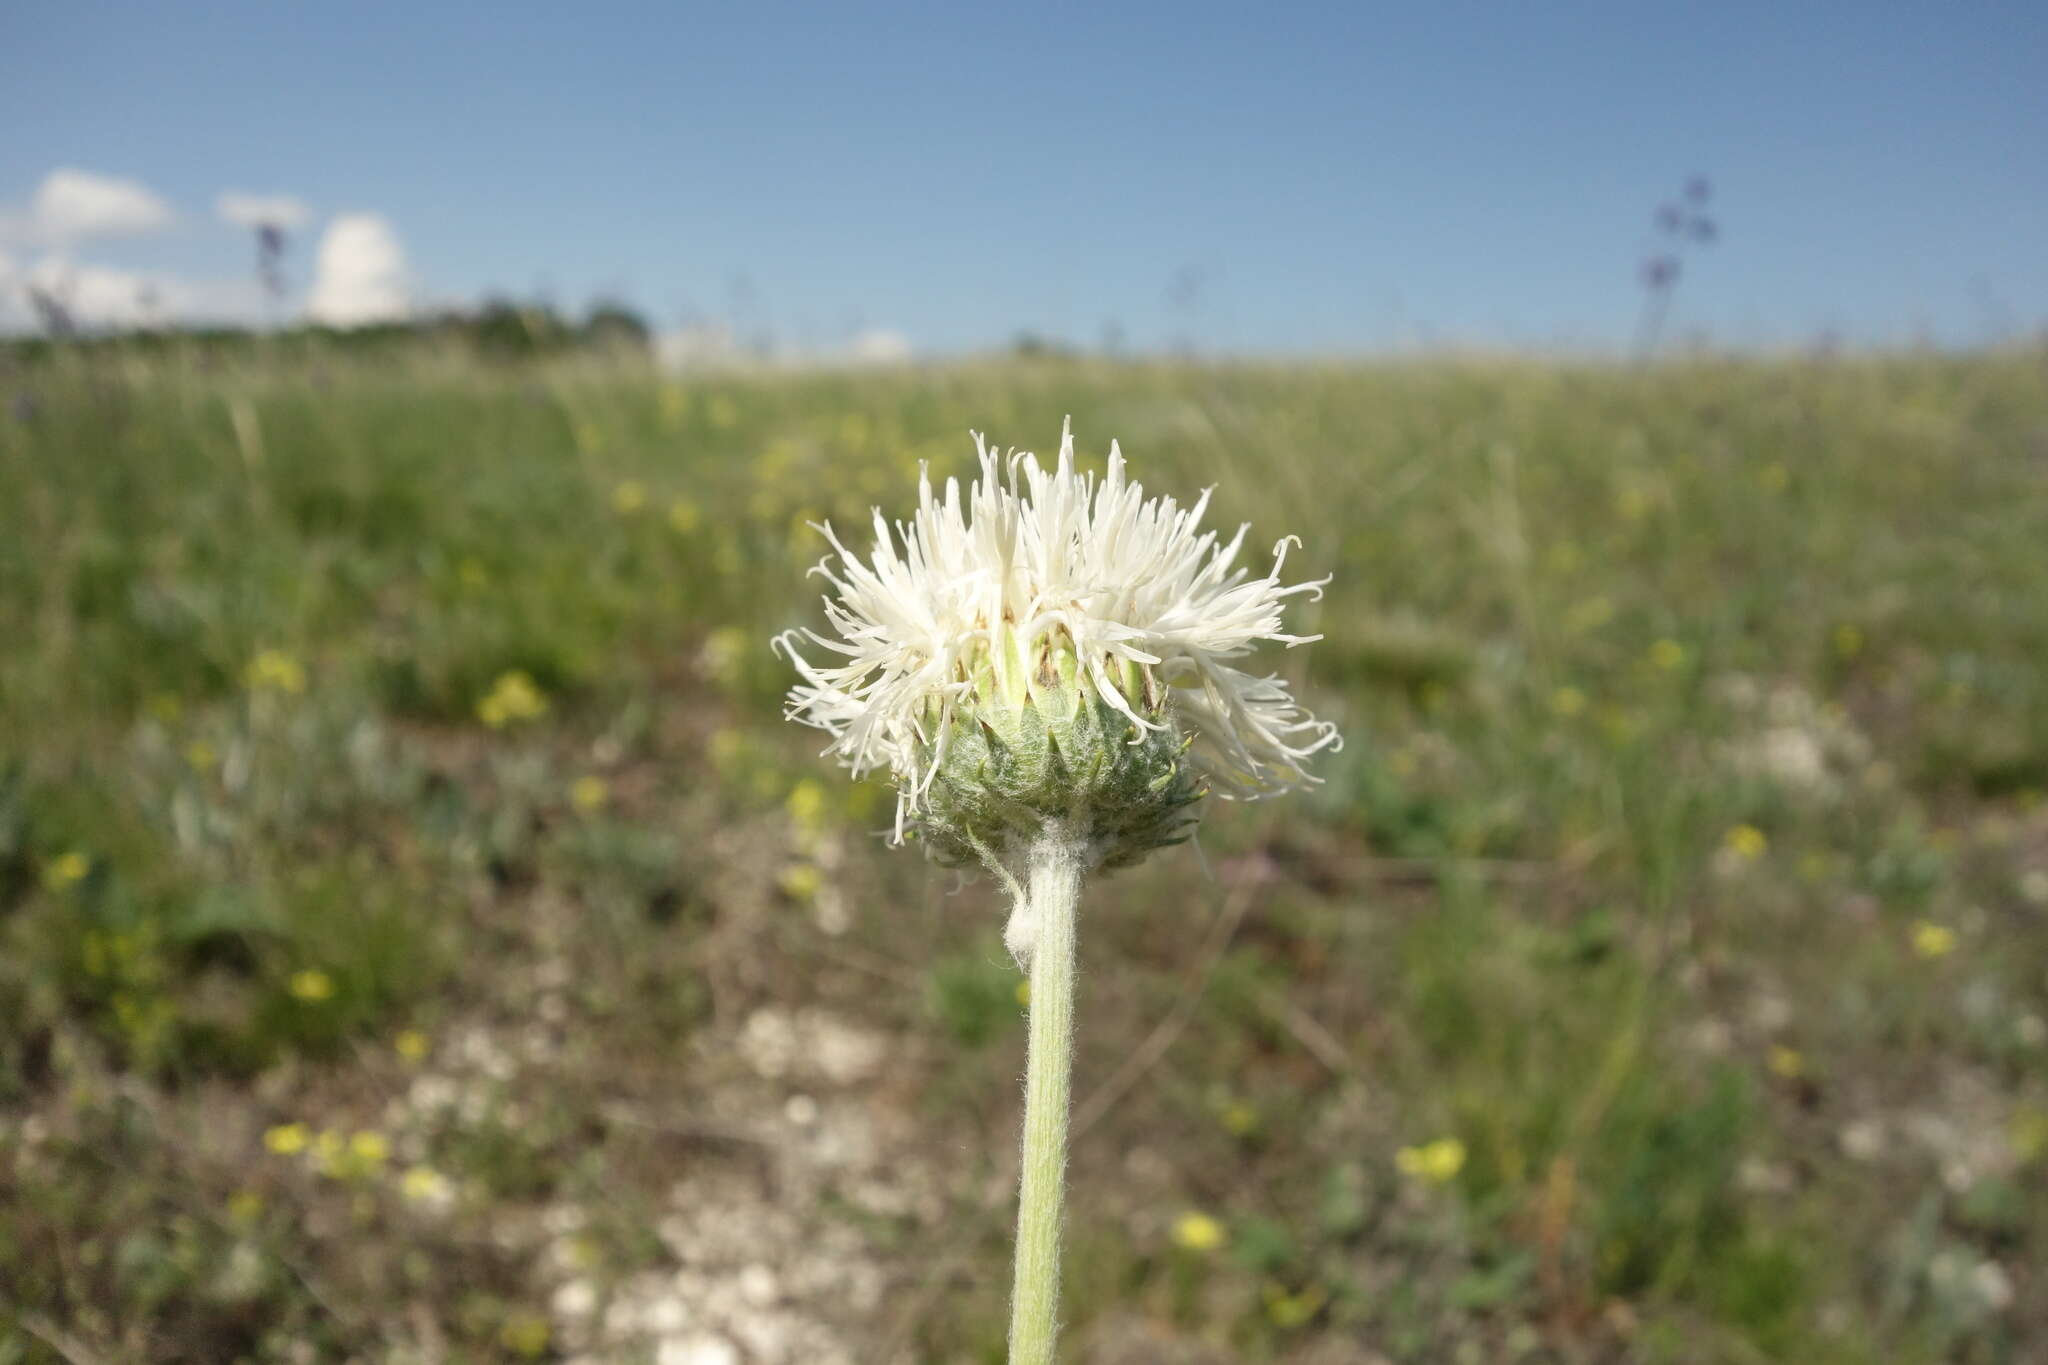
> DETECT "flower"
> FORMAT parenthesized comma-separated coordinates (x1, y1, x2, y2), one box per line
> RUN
(1395, 1136, 1466, 1184)
(246, 649, 307, 695)
(263, 1122, 309, 1155)
(1912, 920, 1957, 959)
(476, 671, 548, 728)
(41, 851, 89, 891)
(1171, 1211, 1228, 1251)
(288, 969, 335, 1002)
(776, 421, 1338, 855)
(1724, 824, 1768, 860)
(569, 775, 609, 813)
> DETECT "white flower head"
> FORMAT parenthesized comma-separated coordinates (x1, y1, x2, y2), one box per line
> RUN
(777, 419, 1340, 862)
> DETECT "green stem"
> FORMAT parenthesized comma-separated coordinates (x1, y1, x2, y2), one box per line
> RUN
(1008, 825, 1087, 1365)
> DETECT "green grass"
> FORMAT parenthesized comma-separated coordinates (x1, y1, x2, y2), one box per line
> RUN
(3, 344, 2046, 1362)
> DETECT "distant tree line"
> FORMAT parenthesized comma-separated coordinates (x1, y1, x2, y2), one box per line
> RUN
(0, 298, 653, 367)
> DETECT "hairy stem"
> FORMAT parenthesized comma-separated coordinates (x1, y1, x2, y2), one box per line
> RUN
(1008, 825, 1088, 1365)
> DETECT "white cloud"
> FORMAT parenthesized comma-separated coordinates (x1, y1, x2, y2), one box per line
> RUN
(216, 192, 311, 232)
(9, 169, 175, 244)
(844, 328, 912, 365)
(16, 257, 181, 327)
(305, 213, 410, 326)
(1, 254, 266, 332)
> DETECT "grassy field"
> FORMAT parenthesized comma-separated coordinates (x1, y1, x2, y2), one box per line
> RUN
(3, 345, 2046, 1363)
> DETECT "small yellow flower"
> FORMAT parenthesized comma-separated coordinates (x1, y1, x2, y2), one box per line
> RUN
(1758, 463, 1790, 492)
(395, 1030, 430, 1063)
(1219, 1100, 1260, 1137)
(667, 497, 702, 534)
(245, 649, 307, 695)
(350, 1131, 389, 1165)
(1172, 1211, 1228, 1251)
(1550, 686, 1586, 717)
(263, 1122, 309, 1155)
(1767, 1045, 1805, 1079)
(500, 1312, 552, 1358)
(288, 969, 335, 1002)
(1724, 825, 1768, 860)
(1911, 921, 1957, 960)
(611, 480, 646, 514)
(401, 1164, 452, 1204)
(42, 851, 90, 891)
(570, 775, 609, 813)
(1395, 1136, 1467, 1185)
(1648, 639, 1687, 671)
(1833, 623, 1864, 658)
(227, 1190, 265, 1224)
(184, 740, 218, 772)
(785, 777, 828, 833)
(477, 671, 548, 728)
(1263, 1281, 1328, 1329)
(776, 863, 823, 901)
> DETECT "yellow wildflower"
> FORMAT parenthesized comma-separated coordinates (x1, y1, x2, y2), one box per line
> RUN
(350, 1131, 389, 1165)
(500, 1313, 552, 1358)
(1264, 1281, 1328, 1329)
(1911, 921, 1957, 960)
(1648, 639, 1686, 671)
(476, 671, 548, 728)
(611, 480, 646, 514)
(570, 775, 609, 813)
(401, 1165, 452, 1204)
(263, 1123, 309, 1156)
(777, 863, 823, 901)
(785, 777, 828, 833)
(227, 1190, 265, 1224)
(1219, 1100, 1259, 1137)
(1396, 1136, 1467, 1185)
(1724, 825, 1768, 860)
(288, 969, 335, 1002)
(1171, 1211, 1228, 1251)
(1767, 1045, 1805, 1079)
(667, 497, 701, 534)
(395, 1030, 430, 1063)
(245, 649, 307, 695)
(184, 740, 218, 772)
(42, 851, 90, 892)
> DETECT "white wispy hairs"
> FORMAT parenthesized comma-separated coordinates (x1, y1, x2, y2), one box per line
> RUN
(776, 419, 1341, 839)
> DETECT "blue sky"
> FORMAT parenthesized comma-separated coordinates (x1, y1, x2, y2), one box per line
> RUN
(4, 0, 2044, 351)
